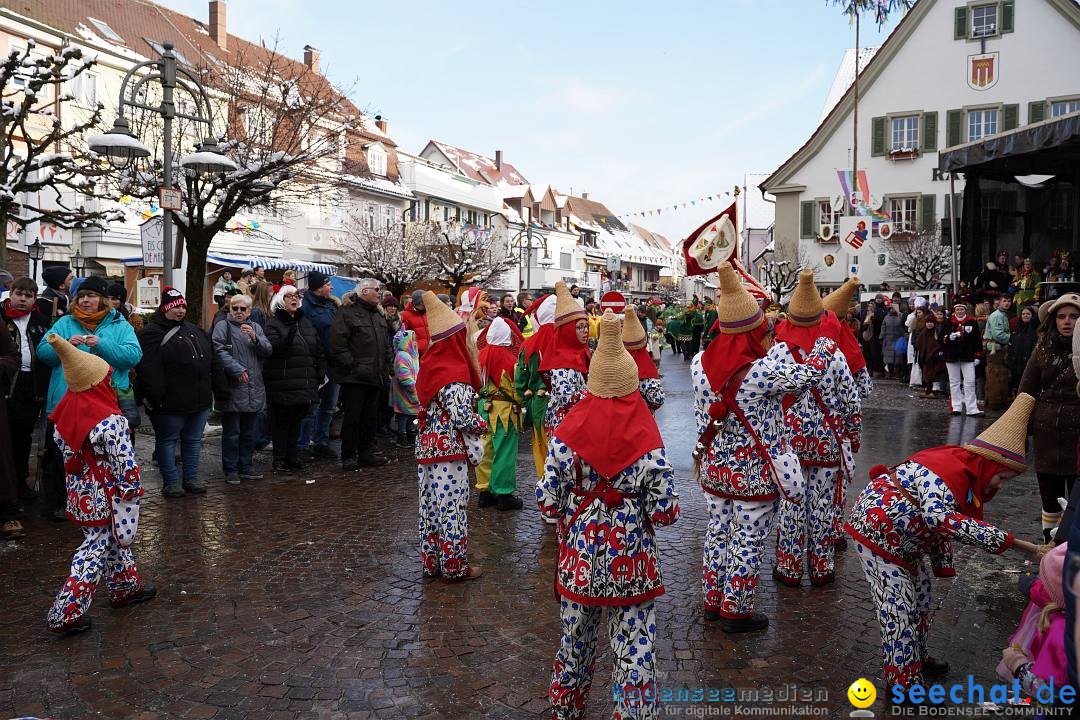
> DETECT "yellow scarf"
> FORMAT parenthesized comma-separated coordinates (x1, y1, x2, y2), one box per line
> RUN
(72, 305, 110, 332)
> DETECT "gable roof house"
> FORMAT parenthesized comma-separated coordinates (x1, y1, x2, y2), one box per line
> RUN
(760, 0, 1080, 290)
(0, 0, 410, 289)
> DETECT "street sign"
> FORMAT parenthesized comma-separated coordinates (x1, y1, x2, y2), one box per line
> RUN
(140, 217, 164, 268)
(136, 276, 160, 309)
(600, 291, 626, 313)
(159, 187, 182, 211)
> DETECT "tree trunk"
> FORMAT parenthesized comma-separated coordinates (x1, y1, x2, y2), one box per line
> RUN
(181, 228, 213, 328)
(0, 215, 8, 268)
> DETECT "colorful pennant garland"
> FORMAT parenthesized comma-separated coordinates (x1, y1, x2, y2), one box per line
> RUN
(615, 190, 734, 220)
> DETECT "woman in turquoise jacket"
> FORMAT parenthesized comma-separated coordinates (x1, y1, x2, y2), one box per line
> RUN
(36, 277, 142, 414)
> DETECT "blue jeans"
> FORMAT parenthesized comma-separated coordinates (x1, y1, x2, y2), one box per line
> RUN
(150, 409, 210, 489)
(395, 412, 413, 435)
(221, 412, 257, 475)
(297, 382, 339, 449)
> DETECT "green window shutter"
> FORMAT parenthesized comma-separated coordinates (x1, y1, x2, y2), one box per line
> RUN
(800, 200, 815, 239)
(920, 111, 938, 152)
(1002, 104, 1019, 131)
(1001, 0, 1015, 33)
(920, 194, 937, 232)
(871, 116, 887, 156)
(946, 109, 964, 147)
(954, 7, 968, 39)
(1029, 100, 1047, 124)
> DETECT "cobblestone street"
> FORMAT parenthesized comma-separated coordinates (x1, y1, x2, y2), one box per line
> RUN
(0, 357, 1042, 719)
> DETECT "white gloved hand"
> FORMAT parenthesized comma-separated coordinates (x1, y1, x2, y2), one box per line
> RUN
(974, 359, 980, 367)
(949, 332, 961, 341)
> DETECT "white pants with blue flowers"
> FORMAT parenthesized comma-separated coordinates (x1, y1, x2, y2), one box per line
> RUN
(550, 598, 658, 720)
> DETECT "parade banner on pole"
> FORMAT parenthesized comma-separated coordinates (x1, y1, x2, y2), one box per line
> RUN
(681, 201, 738, 276)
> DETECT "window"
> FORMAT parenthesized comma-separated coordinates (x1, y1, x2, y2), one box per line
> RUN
(367, 146, 387, 176)
(385, 205, 395, 232)
(560, 252, 572, 270)
(890, 115, 919, 151)
(1048, 188, 1072, 230)
(366, 204, 376, 231)
(889, 197, 919, 232)
(967, 108, 998, 141)
(1051, 99, 1080, 117)
(241, 106, 273, 146)
(87, 17, 124, 44)
(817, 199, 840, 230)
(971, 4, 998, 37)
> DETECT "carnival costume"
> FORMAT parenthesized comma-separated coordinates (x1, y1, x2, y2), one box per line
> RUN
(774, 270, 862, 586)
(539, 281, 589, 436)
(622, 304, 664, 412)
(475, 317, 524, 510)
(691, 262, 836, 632)
(845, 393, 1035, 689)
(45, 334, 155, 633)
(415, 292, 487, 581)
(515, 294, 556, 480)
(538, 311, 680, 720)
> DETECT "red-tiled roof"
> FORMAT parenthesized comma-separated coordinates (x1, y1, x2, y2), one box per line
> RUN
(424, 140, 529, 186)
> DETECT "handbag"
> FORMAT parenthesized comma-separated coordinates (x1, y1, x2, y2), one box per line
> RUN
(861, 323, 874, 342)
(894, 335, 908, 356)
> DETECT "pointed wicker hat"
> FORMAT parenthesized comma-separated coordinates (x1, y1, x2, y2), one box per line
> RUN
(422, 290, 465, 344)
(715, 261, 763, 335)
(821, 276, 860, 316)
(787, 269, 824, 327)
(587, 311, 639, 398)
(621, 304, 647, 350)
(553, 280, 586, 327)
(964, 392, 1035, 471)
(47, 333, 109, 392)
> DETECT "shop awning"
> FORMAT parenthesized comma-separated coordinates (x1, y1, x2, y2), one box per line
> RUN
(939, 111, 1080, 180)
(207, 255, 338, 274)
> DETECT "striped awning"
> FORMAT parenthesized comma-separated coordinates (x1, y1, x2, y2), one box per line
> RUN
(207, 255, 338, 275)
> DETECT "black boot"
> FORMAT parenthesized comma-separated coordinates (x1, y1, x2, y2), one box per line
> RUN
(922, 656, 950, 678)
(477, 491, 496, 508)
(496, 493, 523, 511)
(721, 613, 769, 634)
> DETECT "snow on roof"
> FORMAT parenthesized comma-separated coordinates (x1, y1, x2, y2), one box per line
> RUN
(426, 140, 529, 186)
(341, 174, 414, 199)
(497, 183, 531, 199)
(819, 47, 879, 123)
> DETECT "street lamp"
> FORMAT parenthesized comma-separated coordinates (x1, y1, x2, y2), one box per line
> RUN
(88, 41, 230, 288)
(510, 226, 548, 292)
(27, 239, 44, 280)
(71, 249, 85, 278)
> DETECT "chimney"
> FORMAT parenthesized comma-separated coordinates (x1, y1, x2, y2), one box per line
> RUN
(374, 114, 387, 133)
(303, 45, 320, 74)
(209, 0, 227, 51)
(494, 150, 503, 171)
(582, 191, 588, 200)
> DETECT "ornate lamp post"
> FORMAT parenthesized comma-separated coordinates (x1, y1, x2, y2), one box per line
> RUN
(27, 238, 44, 280)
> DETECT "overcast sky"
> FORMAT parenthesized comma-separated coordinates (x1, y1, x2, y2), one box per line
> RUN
(159, 0, 898, 243)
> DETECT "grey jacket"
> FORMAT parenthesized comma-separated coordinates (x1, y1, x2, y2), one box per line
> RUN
(212, 318, 272, 413)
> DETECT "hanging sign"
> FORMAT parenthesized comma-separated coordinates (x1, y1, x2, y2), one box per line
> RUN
(140, 217, 164, 269)
(159, 187, 182, 211)
(136, 276, 161, 309)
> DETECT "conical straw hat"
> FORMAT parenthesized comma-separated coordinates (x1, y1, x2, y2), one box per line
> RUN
(715, 262, 763, 335)
(787, 269, 824, 327)
(423, 290, 465, 343)
(553, 280, 586, 327)
(821, 277, 860, 316)
(47, 333, 109, 392)
(587, 311, 639, 398)
(621, 304, 647, 350)
(964, 393, 1035, 471)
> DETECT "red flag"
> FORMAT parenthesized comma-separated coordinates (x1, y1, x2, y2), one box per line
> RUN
(681, 201, 738, 276)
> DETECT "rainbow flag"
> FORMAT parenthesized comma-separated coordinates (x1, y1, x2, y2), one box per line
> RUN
(837, 169, 891, 222)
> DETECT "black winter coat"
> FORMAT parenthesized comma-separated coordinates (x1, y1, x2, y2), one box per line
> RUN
(942, 316, 981, 363)
(1, 303, 51, 401)
(264, 308, 323, 406)
(330, 298, 391, 386)
(136, 312, 228, 414)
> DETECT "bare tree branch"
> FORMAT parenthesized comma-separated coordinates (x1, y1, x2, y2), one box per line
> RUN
(336, 214, 433, 297)
(425, 220, 515, 297)
(756, 247, 822, 303)
(884, 228, 951, 288)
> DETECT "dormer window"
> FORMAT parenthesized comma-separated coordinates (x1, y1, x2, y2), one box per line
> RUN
(366, 143, 387, 176)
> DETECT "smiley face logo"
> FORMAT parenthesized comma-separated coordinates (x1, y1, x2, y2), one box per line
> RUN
(847, 678, 876, 709)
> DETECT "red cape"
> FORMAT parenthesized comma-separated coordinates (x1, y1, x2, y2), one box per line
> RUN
(699, 324, 768, 397)
(832, 313, 867, 375)
(629, 347, 659, 380)
(539, 321, 590, 374)
(555, 392, 663, 479)
(478, 320, 524, 386)
(775, 311, 843, 355)
(908, 445, 1010, 520)
(49, 371, 121, 452)
(416, 329, 481, 408)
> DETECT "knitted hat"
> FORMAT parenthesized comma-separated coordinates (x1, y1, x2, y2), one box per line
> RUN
(42, 265, 71, 290)
(621, 304, 647, 350)
(964, 392, 1035, 471)
(308, 270, 331, 291)
(820, 277, 860, 316)
(553, 280, 586, 327)
(381, 295, 399, 309)
(77, 275, 110, 298)
(159, 286, 186, 313)
(107, 283, 128, 302)
(786, 269, 824, 327)
(422, 290, 465, 343)
(46, 333, 109, 392)
(587, 311, 638, 398)
(715, 262, 763, 335)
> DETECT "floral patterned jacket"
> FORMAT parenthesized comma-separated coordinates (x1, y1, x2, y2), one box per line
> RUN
(844, 461, 1013, 575)
(415, 382, 487, 466)
(692, 339, 834, 502)
(785, 347, 862, 467)
(639, 377, 665, 412)
(536, 439, 680, 605)
(56, 414, 141, 527)
(542, 368, 587, 434)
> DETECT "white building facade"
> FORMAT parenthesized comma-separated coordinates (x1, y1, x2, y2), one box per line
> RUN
(762, 0, 1080, 289)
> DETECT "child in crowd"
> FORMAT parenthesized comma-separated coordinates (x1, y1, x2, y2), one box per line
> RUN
(390, 330, 420, 448)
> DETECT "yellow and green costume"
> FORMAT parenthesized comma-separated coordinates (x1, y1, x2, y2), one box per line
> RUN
(515, 294, 557, 480)
(475, 369, 521, 496)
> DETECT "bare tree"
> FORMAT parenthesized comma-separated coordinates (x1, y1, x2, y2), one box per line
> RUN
(426, 220, 515, 298)
(114, 38, 363, 320)
(756, 248, 822, 303)
(338, 214, 433, 298)
(0, 41, 119, 266)
(884, 228, 951, 288)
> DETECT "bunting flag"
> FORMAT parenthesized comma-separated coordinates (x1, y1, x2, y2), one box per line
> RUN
(681, 201, 738, 276)
(615, 190, 734, 219)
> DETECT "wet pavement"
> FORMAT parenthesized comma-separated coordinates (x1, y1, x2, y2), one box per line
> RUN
(0, 352, 1044, 719)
